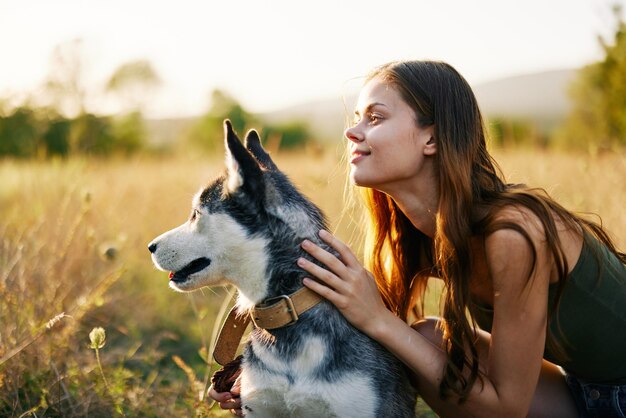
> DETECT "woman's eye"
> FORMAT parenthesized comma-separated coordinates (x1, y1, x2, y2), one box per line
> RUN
(368, 113, 381, 124)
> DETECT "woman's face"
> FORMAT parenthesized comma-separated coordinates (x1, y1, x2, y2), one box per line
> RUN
(345, 77, 435, 195)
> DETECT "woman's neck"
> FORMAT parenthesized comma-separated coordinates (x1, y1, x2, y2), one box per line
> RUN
(386, 184, 439, 238)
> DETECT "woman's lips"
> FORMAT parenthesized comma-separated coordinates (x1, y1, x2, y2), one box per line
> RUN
(350, 150, 370, 164)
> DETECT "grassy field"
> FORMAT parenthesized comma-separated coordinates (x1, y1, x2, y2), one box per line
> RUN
(0, 147, 624, 417)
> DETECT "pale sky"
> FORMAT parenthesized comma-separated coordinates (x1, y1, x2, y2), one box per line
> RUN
(0, 0, 622, 118)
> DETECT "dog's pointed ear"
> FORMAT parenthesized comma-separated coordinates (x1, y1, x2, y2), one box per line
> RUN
(245, 129, 278, 171)
(224, 120, 264, 194)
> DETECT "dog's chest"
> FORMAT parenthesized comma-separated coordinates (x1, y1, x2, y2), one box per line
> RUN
(240, 336, 378, 418)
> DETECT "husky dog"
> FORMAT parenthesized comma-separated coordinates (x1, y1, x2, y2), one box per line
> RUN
(148, 121, 417, 417)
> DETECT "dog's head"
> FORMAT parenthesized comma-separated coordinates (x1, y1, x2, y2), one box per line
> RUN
(148, 120, 326, 306)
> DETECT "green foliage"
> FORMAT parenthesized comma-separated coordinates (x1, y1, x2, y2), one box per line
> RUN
(0, 109, 146, 158)
(69, 113, 115, 155)
(0, 42, 158, 159)
(187, 90, 258, 152)
(110, 112, 146, 155)
(0, 108, 43, 157)
(187, 89, 312, 153)
(487, 117, 547, 148)
(262, 121, 311, 149)
(558, 5, 626, 151)
(44, 117, 72, 157)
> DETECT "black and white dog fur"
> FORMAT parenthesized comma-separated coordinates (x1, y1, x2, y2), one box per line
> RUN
(149, 121, 417, 417)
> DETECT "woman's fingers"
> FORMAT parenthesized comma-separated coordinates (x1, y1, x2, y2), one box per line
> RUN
(207, 384, 243, 414)
(220, 399, 242, 410)
(299, 230, 388, 334)
(302, 277, 343, 305)
(318, 229, 359, 267)
(297, 256, 345, 291)
(299, 230, 371, 294)
(300, 230, 360, 277)
(301, 238, 347, 275)
(208, 385, 232, 402)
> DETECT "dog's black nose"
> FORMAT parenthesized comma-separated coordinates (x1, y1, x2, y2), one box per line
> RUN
(148, 242, 157, 253)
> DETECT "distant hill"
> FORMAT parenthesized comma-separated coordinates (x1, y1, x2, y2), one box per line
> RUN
(260, 68, 578, 141)
(473, 68, 576, 125)
(259, 94, 355, 143)
(146, 68, 578, 144)
(144, 117, 196, 146)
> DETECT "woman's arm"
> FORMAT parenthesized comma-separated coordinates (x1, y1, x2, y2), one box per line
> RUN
(300, 220, 554, 417)
(473, 206, 555, 416)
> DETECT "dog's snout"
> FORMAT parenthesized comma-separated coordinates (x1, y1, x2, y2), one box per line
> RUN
(148, 242, 158, 253)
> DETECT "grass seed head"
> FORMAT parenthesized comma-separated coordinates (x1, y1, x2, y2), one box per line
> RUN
(89, 327, 106, 349)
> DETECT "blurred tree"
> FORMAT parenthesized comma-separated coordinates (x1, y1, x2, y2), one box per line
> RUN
(187, 89, 313, 153)
(104, 60, 162, 154)
(69, 113, 114, 155)
(0, 108, 42, 157)
(0, 98, 8, 117)
(110, 111, 145, 155)
(206, 89, 254, 133)
(43, 116, 71, 157)
(106, 59, 161, 113)
(187, 89, 258, 151)
(262, 121, 311, 149)
(0, 43, 159, 157)
(487, 117, 546, 148)
(43, 39, 88, 118)
(0, 111, 142, 158)
(559, 4, 626, 151)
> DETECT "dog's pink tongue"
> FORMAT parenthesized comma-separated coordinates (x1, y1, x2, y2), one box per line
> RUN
(168, 272, 174, 279)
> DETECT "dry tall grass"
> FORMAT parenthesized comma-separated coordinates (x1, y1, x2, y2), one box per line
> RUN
(0, 148, 623, 416)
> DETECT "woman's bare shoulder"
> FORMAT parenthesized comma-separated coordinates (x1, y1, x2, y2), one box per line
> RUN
(483, 203, 584, 284)
(484, 204, 548, 249)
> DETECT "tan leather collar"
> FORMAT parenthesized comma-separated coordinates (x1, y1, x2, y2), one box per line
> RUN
(252, 286, 323, 329)
(213, 308, 250, 366)
(213, 287, 323, 366)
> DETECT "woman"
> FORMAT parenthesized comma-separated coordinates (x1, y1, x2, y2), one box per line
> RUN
(211, 60, 626, 417)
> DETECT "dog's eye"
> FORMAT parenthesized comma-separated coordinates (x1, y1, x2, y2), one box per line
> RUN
(190, 209, 200, 221)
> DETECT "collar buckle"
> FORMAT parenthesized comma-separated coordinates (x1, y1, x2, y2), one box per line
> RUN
(253, 294, 299, 328)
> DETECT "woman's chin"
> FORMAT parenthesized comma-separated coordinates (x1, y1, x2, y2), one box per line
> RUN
(350, 172, 375, 189)
(349, 172, 364, 187)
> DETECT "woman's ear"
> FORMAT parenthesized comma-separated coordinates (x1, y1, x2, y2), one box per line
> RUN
(423, 126, 436, 156)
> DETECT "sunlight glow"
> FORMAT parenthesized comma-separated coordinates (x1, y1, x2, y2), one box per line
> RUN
(0, 0, 620, 117)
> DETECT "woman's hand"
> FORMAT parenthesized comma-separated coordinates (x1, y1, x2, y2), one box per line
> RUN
(207, 376, 243, 416)
(298, 229, 392, 337)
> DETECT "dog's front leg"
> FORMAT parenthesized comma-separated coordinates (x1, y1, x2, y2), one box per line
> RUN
(240, 365, 291, 418)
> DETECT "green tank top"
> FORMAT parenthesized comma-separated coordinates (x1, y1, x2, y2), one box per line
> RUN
(470, 234, 626, 384)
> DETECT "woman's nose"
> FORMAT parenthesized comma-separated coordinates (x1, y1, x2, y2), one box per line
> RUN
(344, 125, 364, 143)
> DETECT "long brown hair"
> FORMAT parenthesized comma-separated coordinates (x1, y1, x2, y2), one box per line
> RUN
(359, 60, 626, 402)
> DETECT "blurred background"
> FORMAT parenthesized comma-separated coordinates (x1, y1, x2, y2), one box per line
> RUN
(1, 0, 625, 416)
